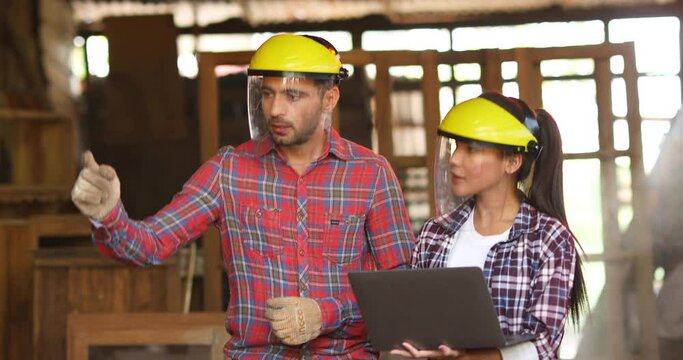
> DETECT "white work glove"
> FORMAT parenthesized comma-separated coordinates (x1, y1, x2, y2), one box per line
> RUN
(265, 296, 322, 345)
(71, 151, 121, 221)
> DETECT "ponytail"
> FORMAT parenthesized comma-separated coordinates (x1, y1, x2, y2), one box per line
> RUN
(527, 108, 588, 326)
(476, 92, 588, 325)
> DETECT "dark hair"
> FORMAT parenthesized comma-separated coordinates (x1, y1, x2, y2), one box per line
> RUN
(485, 92, 588, 325)
(531, 108, 588, 325)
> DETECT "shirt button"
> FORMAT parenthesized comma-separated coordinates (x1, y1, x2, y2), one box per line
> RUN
(299, 249, 305, 256)
(255, 209, 262, 217)
(298, 178, 304, 184)
(297, 213, 305, 221)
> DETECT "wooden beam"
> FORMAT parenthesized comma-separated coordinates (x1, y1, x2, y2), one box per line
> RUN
(595, 55, 628, 359)
(420, 51, 440, 217)
(373, 55, 395, 161)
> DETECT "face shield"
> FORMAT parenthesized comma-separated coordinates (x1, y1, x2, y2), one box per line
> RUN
(247, 75, 336, 140)
(433, 94, 542, 216)
(434, 134, 471, 217)
(246, 33, 348, 140)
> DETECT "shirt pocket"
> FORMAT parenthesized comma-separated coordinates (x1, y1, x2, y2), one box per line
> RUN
(239, 204, 283, 257)
(322, 213, 366, 265)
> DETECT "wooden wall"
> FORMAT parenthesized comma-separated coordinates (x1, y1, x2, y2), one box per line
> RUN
(85, 15, 199, 219)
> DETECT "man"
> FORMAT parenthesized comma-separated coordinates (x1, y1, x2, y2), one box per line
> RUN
(71, 33, 415, 359)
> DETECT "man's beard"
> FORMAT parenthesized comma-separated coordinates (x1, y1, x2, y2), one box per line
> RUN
(270, 109, 324, 146)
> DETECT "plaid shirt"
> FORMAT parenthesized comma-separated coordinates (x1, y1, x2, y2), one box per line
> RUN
(93, 129, 415, 359)
(411, 197, 576, 359)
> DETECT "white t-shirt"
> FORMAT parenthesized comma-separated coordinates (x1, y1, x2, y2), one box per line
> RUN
(446, 209, 509, 270)
(445, 211, 538, 360)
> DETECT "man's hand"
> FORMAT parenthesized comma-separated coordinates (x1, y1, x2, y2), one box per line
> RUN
(265, 296, 322, 345)
(71, 151, 120, 220)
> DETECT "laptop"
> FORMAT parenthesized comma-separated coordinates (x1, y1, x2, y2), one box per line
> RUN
(348, 267, 536, 351)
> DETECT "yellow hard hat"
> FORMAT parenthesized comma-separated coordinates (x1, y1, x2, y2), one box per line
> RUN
(437, 94, 540, 154)
(248, 34, 348, 81)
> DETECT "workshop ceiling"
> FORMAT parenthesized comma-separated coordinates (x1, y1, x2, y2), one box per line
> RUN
(72, 0, 676, 29)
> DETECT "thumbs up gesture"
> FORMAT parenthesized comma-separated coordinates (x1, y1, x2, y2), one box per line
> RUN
(71, 151, 121, 220)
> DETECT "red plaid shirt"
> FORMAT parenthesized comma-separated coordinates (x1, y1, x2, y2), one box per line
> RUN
(93, 129, 415, 359)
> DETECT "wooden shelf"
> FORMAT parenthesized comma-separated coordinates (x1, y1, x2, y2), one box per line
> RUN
(0, 185, 71, 204)
(0, 109, 68, 122)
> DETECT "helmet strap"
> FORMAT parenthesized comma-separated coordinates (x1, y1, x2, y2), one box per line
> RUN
(519, 101, 543, 158)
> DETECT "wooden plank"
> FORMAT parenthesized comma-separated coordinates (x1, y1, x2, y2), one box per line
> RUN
(30, 214, 91, 238)
(373, 56, 395, 161)
(198, 52, 220, 162)
(67, 267, 122, 313)
(0, 225, 8, 359)
(390, 156, 426, 169)
(420, 51, 440, 217)
(202, 228, 223, 311)
(131, 267, 168, 312)
(33, 248, 124, 266)
(4, 221, 35, 360)
(515, 48, 542, 109)
(194, 51, 244, 311)
(67, 312, 228, 360)
(563, 150, 632, 160)
(0, 109, 66, 122)
(433, 43, 635, 73)
(595, 56, 628, 359)
(41, 121, 71, 185)
(33, 266, 69, 360)
(200, 51, 254, 68)
(166, 256, 182, 312)
(481, 50, 503, 92)
(12, 120, 40, 185)
(211, 328, 231, 360)
(437, 50, 488, 65)
(339, 49, 374, 65)
(525, 43, 634, 61)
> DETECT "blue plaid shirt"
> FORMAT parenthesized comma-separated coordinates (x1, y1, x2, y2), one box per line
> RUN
(412, 197, 576, 359)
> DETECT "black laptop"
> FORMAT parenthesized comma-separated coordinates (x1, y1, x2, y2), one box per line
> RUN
(348, 267, 536, 351)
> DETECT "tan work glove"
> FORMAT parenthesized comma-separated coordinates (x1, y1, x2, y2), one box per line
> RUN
(71, 151, 121, 220)
(265, 296, 322, 345)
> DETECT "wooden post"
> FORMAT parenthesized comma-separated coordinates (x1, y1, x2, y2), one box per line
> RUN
(595, 56, 629, 359)
(420, 51, 440, 217)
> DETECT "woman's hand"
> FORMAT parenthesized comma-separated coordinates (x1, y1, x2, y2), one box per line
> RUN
(390, 342, 502, 360)
(390, 342, 463, 359)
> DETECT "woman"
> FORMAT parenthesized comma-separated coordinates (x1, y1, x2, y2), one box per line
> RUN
(391, 92, 587, 359)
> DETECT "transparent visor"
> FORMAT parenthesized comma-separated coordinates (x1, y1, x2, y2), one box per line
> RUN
(247, 75, 335, 140)
(433, 135, 474, 217)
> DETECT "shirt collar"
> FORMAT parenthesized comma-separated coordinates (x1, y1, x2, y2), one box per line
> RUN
(509, 198, 541, 239)
(433, 195, 540, 240)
